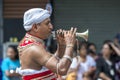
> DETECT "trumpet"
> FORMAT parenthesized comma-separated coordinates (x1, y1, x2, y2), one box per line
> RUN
(76, 29, 89, 41)
(52, 29, 89, 41)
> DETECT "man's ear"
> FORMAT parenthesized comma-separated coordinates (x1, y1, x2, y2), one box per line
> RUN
(32, 24, 38, 32)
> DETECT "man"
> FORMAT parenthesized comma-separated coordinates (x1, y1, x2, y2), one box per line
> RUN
(17, 8, 77, 80)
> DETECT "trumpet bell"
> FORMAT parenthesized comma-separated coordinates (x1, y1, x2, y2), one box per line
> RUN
(76, 29, 89, 41)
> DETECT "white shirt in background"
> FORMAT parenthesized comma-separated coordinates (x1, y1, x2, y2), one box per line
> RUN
(70, 55, 96, 80)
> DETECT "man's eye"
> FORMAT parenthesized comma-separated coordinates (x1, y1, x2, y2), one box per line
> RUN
(46, 22, 49, 25)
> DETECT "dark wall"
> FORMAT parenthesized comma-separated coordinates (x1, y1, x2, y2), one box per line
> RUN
(0, 0, 2, 28)
(0, 0, 3, 58)
(54, 0, 120, 51)
(3, 19, 26, 42)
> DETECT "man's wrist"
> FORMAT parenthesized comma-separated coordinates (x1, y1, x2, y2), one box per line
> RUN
(63, 55, 73, 62)
(58, 44, 66, 48)
(66, 44, 74, 48)
(65, 45, 74, 56)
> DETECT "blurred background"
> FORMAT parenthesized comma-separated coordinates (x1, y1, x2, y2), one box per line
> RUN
(0, 0, 120, 57)
(0, 0, 120, 80)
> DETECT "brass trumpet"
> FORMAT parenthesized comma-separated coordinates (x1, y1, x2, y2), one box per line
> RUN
(52, 29, 89, 41)
(76, 29, 89, 41)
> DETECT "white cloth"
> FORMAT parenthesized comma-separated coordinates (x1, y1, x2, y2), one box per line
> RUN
(70, 55, 96, 80)
(23, 8, 50, 31)
(16, 67, 48, 76)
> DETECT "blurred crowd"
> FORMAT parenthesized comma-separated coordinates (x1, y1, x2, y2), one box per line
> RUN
(0, 46, 21, 80)
(0, 33, 120, 80)
(65, 33, 120, 80)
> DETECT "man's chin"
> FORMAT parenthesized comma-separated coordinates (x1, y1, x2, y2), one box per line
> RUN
(44, 34, 51, 39)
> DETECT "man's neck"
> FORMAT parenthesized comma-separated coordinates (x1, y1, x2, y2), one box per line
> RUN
(26, 32, 45, 45)
(27, 31, 44, 40)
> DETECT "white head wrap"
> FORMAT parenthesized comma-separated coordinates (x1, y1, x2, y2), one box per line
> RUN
(23, 8, 50, 31)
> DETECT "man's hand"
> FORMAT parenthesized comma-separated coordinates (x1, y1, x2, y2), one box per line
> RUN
(55, 29, 66, 58)
(55, 28, 77, 58)
(56, 27, 77, 46)
(64, 27, 77, 46)
(56, 29, 66, 46)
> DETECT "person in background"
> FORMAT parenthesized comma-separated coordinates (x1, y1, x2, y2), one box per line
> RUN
(68, 42, 96, 80)
(115, 61, 120, 80)
(87, 42, 99, 61)
(66, 72, 77, 80)
(114, 33, 120, 48)
(0, 58, 2, 80)
(1, 45, 21, 80)
(88, 49, 98, 61)
(113, 33, 120, 80)
(96, 40, 120, 80)
(88, 43, 97, 53)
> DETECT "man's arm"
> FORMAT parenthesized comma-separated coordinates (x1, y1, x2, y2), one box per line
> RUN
(31, 28, 77, 75)
(54, 44, 66, 58)
(30, 41, 73, 75)
(68, 57, 79, 74)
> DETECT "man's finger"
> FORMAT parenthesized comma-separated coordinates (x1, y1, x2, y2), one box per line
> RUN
(72, 28, 77, 37)
(59, 29, 63, 36)
(58, 30, 61, 35)
(62, 30, 64, 35)
(73, 28, 77, 34)
(56, 30, 59, 35)
(64, 31, 67, 37)
(67, 31, 70, 36)
(70, 27, 74, 32)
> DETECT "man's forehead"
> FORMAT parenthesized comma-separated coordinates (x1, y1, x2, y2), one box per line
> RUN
(43, 18, 51, 22)
(38, 18, 50, 24)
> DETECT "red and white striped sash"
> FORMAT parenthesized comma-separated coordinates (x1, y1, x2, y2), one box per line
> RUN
(22, 70, 57, 80)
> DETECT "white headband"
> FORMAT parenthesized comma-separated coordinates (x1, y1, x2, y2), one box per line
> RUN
(23, 8, 50, 31)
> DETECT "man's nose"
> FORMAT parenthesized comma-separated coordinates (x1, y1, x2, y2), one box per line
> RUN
(49, 23, 53, 30)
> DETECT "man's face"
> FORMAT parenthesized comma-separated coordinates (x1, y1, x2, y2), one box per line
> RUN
(36, 18, 53, 39)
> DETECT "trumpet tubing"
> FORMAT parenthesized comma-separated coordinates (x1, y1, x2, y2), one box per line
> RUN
(52, 29, 89, 41)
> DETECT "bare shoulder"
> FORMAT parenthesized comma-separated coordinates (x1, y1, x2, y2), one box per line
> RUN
(27, 44, 47, 57)
(29, 44, 43, 52)
(26, 44, 52, 66)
